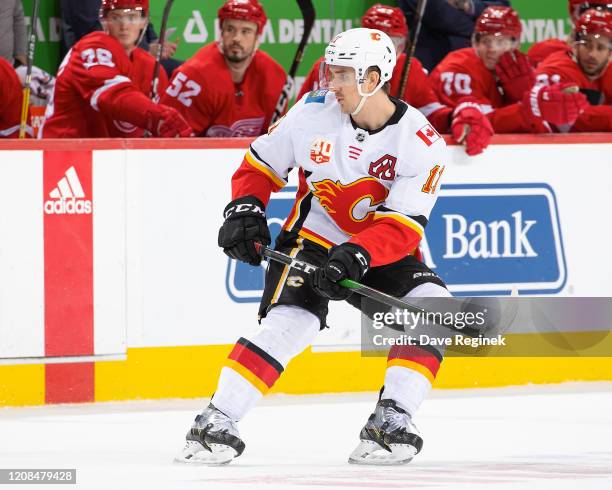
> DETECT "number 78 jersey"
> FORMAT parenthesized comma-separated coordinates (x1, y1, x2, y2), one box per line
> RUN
(232, 90, 450, 266)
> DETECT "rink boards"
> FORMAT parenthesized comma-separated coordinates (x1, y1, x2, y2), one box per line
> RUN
(0, 135, 611, 406)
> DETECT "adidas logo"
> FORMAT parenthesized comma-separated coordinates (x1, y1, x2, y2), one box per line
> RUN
(44, 166, 92, 215)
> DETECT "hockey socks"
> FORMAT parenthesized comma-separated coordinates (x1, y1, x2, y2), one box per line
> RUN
(212, 305, 319, 421)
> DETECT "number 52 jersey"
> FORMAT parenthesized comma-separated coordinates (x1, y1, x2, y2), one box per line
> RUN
(231, 90, 450, 267)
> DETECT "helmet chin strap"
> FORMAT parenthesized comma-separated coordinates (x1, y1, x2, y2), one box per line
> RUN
(350, 79, 384, 116)
(351, 95, 368, 116)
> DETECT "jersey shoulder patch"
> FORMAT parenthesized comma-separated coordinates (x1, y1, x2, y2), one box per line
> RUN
(415, 123, 442, 147)
(305, 89, 329, 104)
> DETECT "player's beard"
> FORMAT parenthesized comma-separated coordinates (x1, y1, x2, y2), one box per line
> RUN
(224, 43, 254, 64)
(579, 56, 609, 77)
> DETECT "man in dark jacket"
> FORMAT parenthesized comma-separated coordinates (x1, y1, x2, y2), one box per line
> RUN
(398, 0, 511, 72)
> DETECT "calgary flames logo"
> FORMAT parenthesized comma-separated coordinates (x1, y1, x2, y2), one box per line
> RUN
(312, 178, 389, 236)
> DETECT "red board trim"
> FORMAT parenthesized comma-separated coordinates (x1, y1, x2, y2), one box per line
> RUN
(0, 133, 611, 151)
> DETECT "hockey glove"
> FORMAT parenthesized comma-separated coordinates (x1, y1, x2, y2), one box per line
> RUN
(451, 98, 494, 156)
(495, 50, 536, 103)
(522, 83, 588, 126)
(99, 89, 193, 137)
(146, 105, 194, 138)
(15, 65, 55, 100)
(217, 196, 271, 266)
(311, 243, 370, 301)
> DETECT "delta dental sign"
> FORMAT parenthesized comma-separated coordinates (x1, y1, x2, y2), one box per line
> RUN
(183, 12, 358, 45)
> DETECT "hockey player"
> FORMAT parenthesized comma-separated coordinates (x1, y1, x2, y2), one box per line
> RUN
(528, 1, 611, 67)
(431, 6, 589, 133)
(40, 0, 191, 138)
(177, 28, 452, 466)
(297, 3, 493, 156)
(535, 9, 612, 131)
(160, 0, 286, 137)
(0, 56, 31, 138)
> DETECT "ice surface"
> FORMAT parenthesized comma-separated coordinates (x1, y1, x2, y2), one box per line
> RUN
(1, 383, 612, 490)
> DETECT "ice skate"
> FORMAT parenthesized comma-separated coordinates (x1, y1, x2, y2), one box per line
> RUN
(348, 399, 423, 465)
(174, 403, 245, 465)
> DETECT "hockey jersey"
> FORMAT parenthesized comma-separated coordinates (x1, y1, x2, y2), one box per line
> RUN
(430, 48, 548, 133)
(231, 90, 449, 266)
(41, 32, 158, 138)
(535, 49, 612, 132)
(535, 49, 612, 103)
(527, 38, 572, 67)
(297, 54, 451, 132)
(0, 56, 29, 138)
(106, 46, 169, 138)
(161, 43, 286, 137)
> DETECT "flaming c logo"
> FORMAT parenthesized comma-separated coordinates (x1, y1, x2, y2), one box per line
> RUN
(312, 178, 389, 236)
(370, 32, 381, 41)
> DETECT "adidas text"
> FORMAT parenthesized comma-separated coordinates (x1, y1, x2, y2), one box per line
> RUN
(44, 198, 92, 215)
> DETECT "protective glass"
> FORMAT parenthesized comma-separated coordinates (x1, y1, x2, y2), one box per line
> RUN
(578, 4, 612, 17)
(477, 35, 515, 51)
(575, 33, 612, 51)
(319, 63, 358, 90)
(390, 36, 406, 55)
(105, 9, 145, 25)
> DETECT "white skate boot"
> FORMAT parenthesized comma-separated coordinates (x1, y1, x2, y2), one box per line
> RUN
(174, 403, 245, 465)
(348, 399, 423, 465)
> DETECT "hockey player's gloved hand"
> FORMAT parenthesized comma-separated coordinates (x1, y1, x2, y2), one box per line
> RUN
(495, 50, 535, 103)
(217, 196, 271, 266)
(522, 83, 588, 126)
(451, 98, 494, 156)
(147, 105, 193, 138)
(311, 243, 370, 301)
(15, 65, 55, 100)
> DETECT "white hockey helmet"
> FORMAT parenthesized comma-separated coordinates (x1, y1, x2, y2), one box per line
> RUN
(324, 27, 396, 98)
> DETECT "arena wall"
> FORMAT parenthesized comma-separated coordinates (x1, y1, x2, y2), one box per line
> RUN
(1, 134, 611, 406)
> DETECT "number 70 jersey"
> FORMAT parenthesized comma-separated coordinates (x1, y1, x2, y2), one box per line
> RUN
(232, 90, 450, 266)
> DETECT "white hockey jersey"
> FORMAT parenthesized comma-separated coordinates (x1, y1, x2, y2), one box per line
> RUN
(231, 89, 449, 266)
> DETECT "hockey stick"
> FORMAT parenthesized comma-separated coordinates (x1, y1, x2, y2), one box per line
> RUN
(256, 243, 485, 337)
(271, 0, 316, 123)
(149, 0, 175, 101)
(396, 0, 428, 99)
(19, 0, 41, 138)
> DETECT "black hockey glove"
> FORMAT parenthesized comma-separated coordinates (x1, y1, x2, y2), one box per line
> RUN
(217, 196, 271, 266)
(311, 243, 370, 301)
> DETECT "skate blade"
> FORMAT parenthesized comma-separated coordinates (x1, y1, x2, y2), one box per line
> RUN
(348, 440, 417, 466)
(174, 442, 238, 466)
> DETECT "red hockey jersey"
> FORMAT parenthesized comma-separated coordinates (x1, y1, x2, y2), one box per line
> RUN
(430, 48, 547, 133)
(106, 46, 169, 138)
(41, 32, 158, 138)
(535, 49, 612, 131)
(160, 43, 287, 137)
(0, 57, 28, 138)
(527, 39, 572, 67)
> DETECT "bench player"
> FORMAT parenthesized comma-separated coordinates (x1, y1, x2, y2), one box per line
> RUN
(528, 1, 611, 67)
(40, 0, 191, 138)
(535, 9, 612, 131)
(161, 0, 286, 137)
(431, 6, 589, 133)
